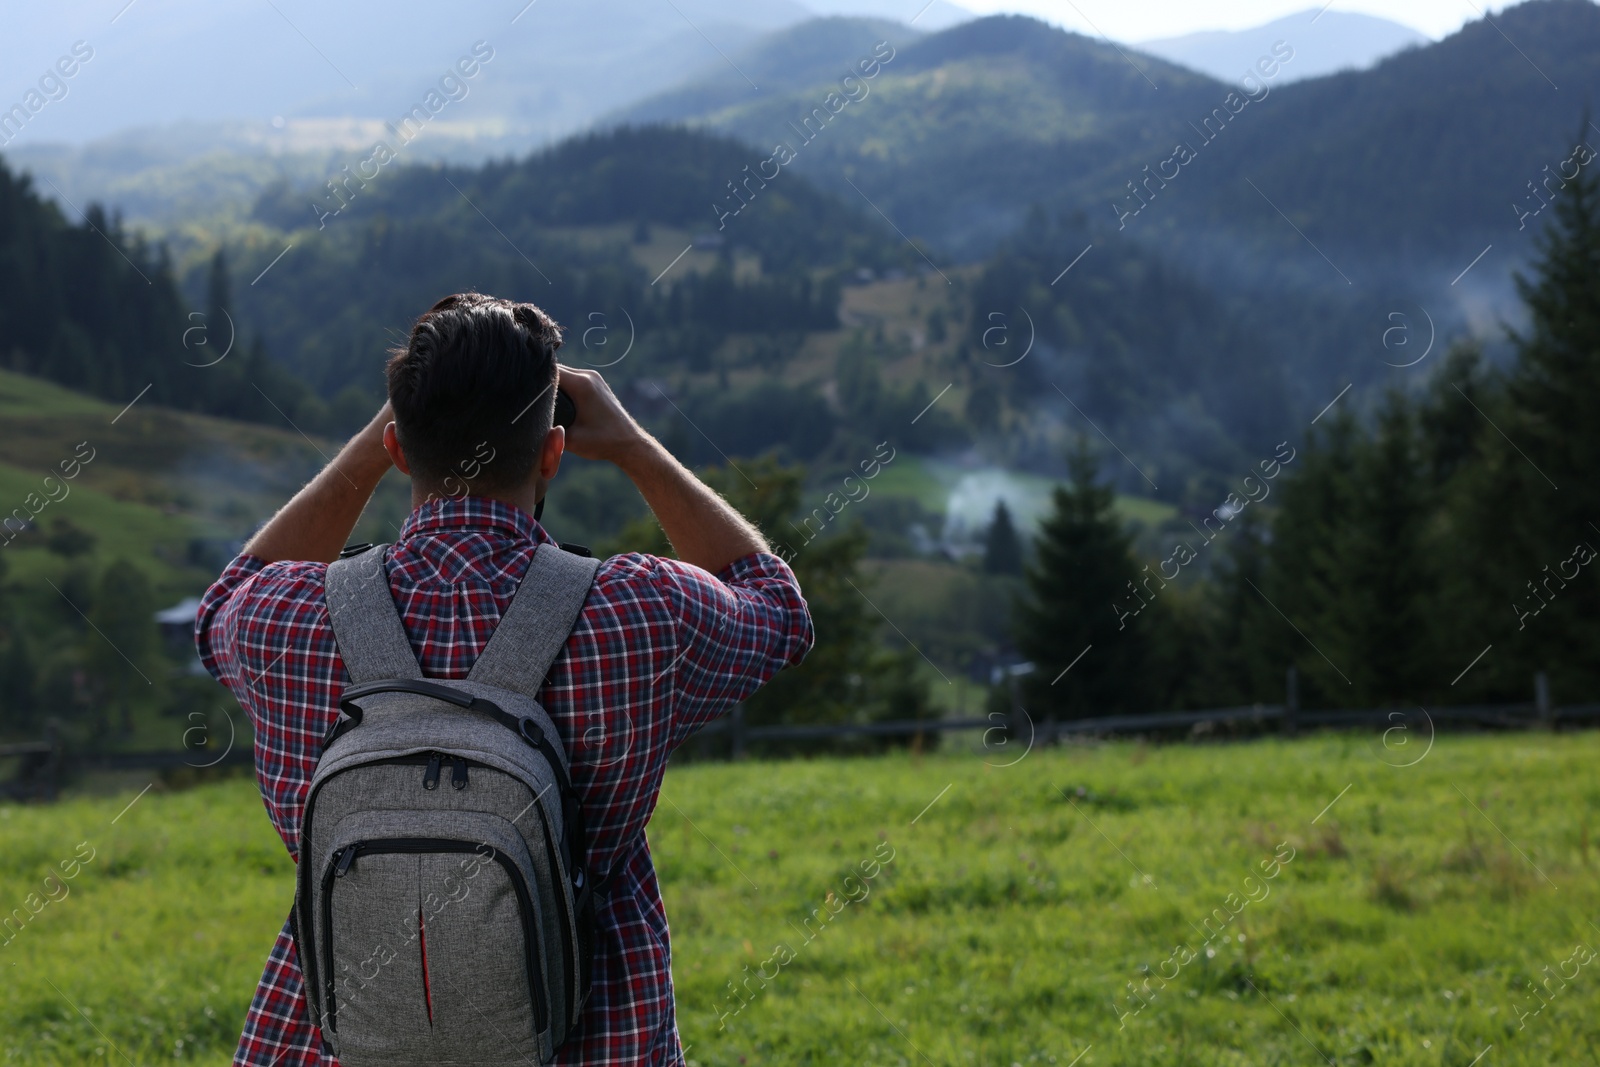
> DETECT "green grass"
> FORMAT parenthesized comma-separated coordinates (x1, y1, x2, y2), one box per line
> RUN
(4, 732, 1597, 1065)
(868, 453, 1177, 535)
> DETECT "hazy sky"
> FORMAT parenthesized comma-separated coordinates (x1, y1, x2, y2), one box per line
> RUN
(958, 0, 1488, 41)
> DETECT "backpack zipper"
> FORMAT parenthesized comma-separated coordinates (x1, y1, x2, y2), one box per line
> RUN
(537, 810, 582, 1029)
(322, 838, 549, 1035)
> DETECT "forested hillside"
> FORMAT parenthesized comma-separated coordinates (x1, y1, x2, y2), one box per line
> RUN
(0, 161, 324, 427)
(215, 123, 1344, 495)
(638, 1, 1600, 280)
(618, 13, 1223, 255)
(1159, 0, 1600, 285)
(1019, 161, 1600, 715)
(224, 126, 937, 458)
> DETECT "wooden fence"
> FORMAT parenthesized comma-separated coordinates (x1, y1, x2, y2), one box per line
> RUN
(2, 672, 1590, 800)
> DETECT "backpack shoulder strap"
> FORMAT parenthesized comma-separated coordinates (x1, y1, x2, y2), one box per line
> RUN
(324, 544, 423, 683)
(467, 544, 600, 696)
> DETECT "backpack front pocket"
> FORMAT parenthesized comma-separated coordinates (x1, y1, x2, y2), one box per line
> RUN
(315, 817, 553, 1066)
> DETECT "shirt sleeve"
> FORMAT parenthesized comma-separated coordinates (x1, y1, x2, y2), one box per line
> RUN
(195, 552, 341, 857)
(644, 550, 814, 744)
(233, 915, 327, 1067)
(195, 554, 270, 689)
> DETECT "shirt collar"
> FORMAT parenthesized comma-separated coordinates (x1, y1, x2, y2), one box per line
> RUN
(396, 495, 556, 547)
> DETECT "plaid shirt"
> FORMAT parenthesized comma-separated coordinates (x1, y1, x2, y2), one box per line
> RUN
(196, 496, 813, 1067)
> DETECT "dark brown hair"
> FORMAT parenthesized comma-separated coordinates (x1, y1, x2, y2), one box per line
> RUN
(385, 292, 562, 495)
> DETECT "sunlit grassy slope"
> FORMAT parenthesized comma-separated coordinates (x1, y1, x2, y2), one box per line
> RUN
(0, 367, 411, 598)
(3, 732, 1595, 1065)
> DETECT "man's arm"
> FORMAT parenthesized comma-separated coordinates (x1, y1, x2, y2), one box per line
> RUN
(242, 403, 394, 564)
(558, 367, 767, 573)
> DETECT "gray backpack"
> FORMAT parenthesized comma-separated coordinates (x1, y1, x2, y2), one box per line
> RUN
(292, 543, 601, 1066)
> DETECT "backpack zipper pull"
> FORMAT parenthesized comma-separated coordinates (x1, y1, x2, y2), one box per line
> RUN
(423, 754, 443, 791)
(451, 757, 469, 791)
(335, 846, 357, 877)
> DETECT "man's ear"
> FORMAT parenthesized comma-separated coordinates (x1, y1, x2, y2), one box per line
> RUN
(539, 425, 565, 482)
(382, 422, 411, 475)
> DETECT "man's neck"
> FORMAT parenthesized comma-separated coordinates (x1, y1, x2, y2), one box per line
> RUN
(410, 482, 546, 520)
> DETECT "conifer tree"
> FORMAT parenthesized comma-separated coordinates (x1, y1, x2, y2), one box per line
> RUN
(1016, 440, 1150, 719)
(1466, 119, 1600, 697)
(1194, 509, 1276, 705)
(1258, 399, 1438, 707)
(982, 500, 1024, 575)
(1255, 415, 1359, 706)
(1330, 393, 1436, 705)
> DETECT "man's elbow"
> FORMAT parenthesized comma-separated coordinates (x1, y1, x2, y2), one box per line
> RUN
(772, 583, 816, 668)
(785, 604, 817, 667)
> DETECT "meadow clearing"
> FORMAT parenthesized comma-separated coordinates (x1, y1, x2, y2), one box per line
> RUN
(2, 731, 1596, 1066)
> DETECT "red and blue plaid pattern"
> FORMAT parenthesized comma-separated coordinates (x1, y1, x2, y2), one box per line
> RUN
(196, 495, 813, 1066)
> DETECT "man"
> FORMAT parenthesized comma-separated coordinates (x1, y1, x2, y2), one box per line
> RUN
(197, 293, 814, 1066)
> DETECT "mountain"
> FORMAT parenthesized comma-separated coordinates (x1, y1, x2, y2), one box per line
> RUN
(1151, 0, 1600, 286)
(1135, 9, 1430, 83)
(596, 2, 1600, 441)
(225, 125, 909, 400)
(623, 1, 1600, 271)
(801, 0, 970, 31)
(0, 0, 810, 149)
(13, 0, 1599, 505)
(606, 17, 921, 127)
(613, 13, 1224, 253)
(3, 5, 934, 238)
(179, 120, 1306, 500)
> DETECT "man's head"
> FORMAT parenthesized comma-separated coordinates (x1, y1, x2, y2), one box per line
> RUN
(384, 292, 564, 508)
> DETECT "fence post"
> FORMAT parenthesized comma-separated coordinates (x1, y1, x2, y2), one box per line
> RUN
(38, 719, 63, 801)
(1535, 671, 1552, 730)
(730, 703, 747, 761)
(1008, 661, 1035, 745)
(1009, 669, 1022, 750)
(1284, 666, 1299, 738)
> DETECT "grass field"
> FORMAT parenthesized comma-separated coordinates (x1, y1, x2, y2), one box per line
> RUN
(3, 731, 1596, 1066)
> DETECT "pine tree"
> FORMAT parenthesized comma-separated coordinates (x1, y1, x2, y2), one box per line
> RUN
(1193, 509, 1275, 706)
(1460, 119, 1600, 699)
(1330, 393, 1437, 705)
(1417, 340, 1490, 488)
(1015, 440, 1151, 719)
(1414, 341, 1494, 682)
(982, 500, 1024, 575)
(1255, 415, 1359, 706)
(1257, 397, 1443, 707)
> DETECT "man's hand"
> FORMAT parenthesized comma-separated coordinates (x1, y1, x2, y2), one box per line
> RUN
(557, 365, 769, 573)
(242, 402, 396, 564)
(557, 365, 648, 466)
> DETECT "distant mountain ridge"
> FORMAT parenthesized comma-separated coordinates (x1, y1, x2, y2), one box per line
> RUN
(621, 0, 1600, 284)
(613, 12, 1227, 252)
(1135, 8, 1430, 83)
(0, 0, 957, 150)
(606, 17, 917, 128)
